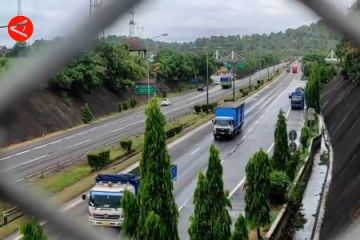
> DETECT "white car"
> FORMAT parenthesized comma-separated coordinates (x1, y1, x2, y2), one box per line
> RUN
(161, 98, 171, 106)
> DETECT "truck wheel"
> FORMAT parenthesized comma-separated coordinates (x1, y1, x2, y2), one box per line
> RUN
(214, 135, 218, 141)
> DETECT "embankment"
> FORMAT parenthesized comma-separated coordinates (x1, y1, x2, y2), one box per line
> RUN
(320, 76, 360, 239)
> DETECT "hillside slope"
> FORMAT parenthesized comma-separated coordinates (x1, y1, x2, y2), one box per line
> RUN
(0, 87, 133, 146)
(320, 76, 360, 239)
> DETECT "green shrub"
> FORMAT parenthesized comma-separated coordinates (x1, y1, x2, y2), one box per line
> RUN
(120, 140, 133, 152)
(194, 105, 201, 113)
(174, 124, 183, 134)
(82, 103, 94, 124)
(122, 101, 129, 111)
(201, 104, 208, 112)
(300, 127, 310, 152)
(87, 150, 110, 170)
(61, 92, 72, 106)
(166, 128, 176, 139)
(269, 170, 290, 204)
(118, 103, 123, 112)
(224, 98, 234, 102)
(165, 124, 183, 139)
(130, 97, 138, 108)
(286, 151, 301, 180)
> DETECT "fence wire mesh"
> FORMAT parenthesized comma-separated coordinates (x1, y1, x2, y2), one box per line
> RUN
(0, 0, 359, 239)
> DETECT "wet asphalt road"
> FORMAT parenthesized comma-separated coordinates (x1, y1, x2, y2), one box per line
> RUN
(5, 69, 308, 240)
(0, 65, 284, 183)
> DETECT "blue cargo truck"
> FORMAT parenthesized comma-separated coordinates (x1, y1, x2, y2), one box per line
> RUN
(220, 76, 232, 89)
(82, 165, 177, 227)
(213, 102, 245, 140)
(289, 87, 305, 110)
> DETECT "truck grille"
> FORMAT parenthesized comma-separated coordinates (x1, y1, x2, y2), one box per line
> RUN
(93, 214, 121, 220)
(216, 129, 229, 134)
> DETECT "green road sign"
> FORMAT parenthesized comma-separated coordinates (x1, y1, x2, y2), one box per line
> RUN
(135, 84, 156, 95)
(225, 63, 245, 70)
(238, 63, 245, 69)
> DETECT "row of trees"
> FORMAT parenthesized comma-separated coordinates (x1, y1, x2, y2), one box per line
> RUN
(304, 60, 336, 114)
(152, 49, 217, 83)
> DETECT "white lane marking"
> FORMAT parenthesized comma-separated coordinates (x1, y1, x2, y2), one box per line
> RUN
(111, 127, 124, 133)
(73, 139, 91, 147)
(0, 155, 12, 161)
(230, 146, 237, 154)
(14, 149, 30, 156)
(63, 199, 83, 211)
(63, 135, 76, 140)
(267, 142, 275, 153)
(178, 195, 193, 211)
(49, 139, 62, 145)
(229, 177, 246, 198)
(77, 131, 89, 136)
(191, 147, 201, 156)
(33, 145, 46, 150)
(286, 107, 291, 118)
(5, 155, 48, 171)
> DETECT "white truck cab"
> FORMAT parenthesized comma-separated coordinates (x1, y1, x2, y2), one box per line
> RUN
(82, 175, 137, 227)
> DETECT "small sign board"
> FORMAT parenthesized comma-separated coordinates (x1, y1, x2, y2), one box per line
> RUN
(135, 84, 156, 95)
(289, 130, 297, 141)
(307, 108, 316, 121)
(289, 142, 297, 153)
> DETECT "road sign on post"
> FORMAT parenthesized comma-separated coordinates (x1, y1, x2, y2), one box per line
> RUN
(307, 108, 315, 119)
(289, 142, 297, 153)
(135, 84, 156, 95)
(289, 130, 297, 141)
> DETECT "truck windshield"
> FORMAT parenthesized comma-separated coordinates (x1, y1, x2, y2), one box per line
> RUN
(215, 119, 231, 126)
(292, 96, 303, 102)
(89, 191, 123, 208)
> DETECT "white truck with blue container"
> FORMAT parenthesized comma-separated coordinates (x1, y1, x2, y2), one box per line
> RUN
(82, 164, 177, 227)
(213, 102, 245, 140)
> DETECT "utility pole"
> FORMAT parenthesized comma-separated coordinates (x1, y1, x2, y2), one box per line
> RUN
(232, 64, 236, 101)
(206, 51, 209, 114)
(259, 39, 262, 81)
(146, 33, 168, 101)
(17, 0, 22, 16)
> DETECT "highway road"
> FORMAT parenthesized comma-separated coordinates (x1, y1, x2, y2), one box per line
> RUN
(0, 64, 284, 182)
(5, 68, 306, 240)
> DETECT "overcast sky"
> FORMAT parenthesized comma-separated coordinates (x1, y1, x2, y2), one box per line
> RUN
(0, 0, 354, 47)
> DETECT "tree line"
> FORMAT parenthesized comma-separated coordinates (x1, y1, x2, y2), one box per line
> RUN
(303, 54, 337, 113)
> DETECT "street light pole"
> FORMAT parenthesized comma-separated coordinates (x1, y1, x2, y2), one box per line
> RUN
(232, 64, 236, 101)
(146, 33, 168, 101)
(206, 51, 209, 114)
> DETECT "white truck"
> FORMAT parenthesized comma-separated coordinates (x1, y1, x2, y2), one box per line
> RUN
(82, 165, 177, 227)
(82, 174, 139, 227)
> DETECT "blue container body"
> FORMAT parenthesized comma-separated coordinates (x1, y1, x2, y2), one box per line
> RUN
(215, 103, 245, 128)
(95, 164, 177, 195)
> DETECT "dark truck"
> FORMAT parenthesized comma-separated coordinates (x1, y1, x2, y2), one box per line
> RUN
(213, 102, 245, 140)
(289, 87, 305, 110)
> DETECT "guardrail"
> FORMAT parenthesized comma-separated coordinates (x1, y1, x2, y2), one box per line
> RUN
(1, 207, 23, 227)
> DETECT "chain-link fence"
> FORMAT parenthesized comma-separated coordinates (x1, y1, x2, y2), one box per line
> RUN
(0, 0, 360, 239)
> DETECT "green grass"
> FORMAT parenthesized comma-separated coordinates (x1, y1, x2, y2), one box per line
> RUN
(37, 165, 91, 194)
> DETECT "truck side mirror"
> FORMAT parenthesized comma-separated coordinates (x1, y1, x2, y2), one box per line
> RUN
(82, 194, 87, 200)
